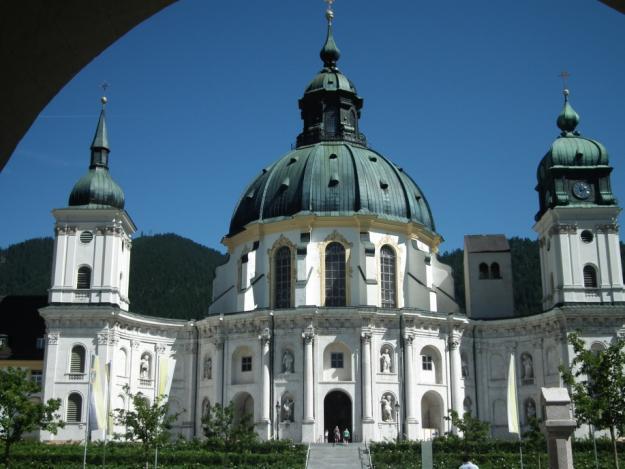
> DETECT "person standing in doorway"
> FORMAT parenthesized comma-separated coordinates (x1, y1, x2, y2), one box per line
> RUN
(342, 427, 350, 444)
(333, 426, 340, 446)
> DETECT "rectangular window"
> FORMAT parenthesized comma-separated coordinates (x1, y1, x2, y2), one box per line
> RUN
(36, 337, 45, 350)
(422, 355, 433, 371)
(31, 370, 43, 386)
(330, 352, 344, 369)
(241, 356, 252, 372)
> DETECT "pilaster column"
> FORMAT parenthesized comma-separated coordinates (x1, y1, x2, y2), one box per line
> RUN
(404, 334, 418, 440)
(449, 337, 463, 419)
(303, 325, 315, 422)
(404, 334, 416, 420)
(259, 328, 271, 422)
(361, 332, 373, 421)
(301, 325, 315, 443)
(255, 328, 272, 441)
(212, 336, 224, 405)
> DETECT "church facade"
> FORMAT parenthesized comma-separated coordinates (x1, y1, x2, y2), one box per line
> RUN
(39, 9, 625, 444)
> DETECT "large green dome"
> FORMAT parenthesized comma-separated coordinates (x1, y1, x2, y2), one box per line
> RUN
(228, 142, 434, 237)
(228, 12, 435, 237)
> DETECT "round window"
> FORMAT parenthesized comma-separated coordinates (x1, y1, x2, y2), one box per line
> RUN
(80, 231, 94, 244)
(581, 230, 594, 244)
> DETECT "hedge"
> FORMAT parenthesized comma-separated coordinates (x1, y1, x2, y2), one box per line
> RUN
(3, 440, 307, 468)
(370, 439, 625, 469)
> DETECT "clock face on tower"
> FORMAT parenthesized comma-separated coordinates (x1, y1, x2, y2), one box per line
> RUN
(572, 181, 591, 200)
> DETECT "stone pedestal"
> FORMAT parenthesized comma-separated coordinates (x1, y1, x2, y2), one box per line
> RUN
(361, 420, 375, 442)
(405, 419, 419, 440)
(541, 387, 577, 469)
(255, 419, 271, 441)
(302, 420, 316, 443)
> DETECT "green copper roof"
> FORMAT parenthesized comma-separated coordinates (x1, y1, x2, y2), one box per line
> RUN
(228, 142, 435, 237)
(68, 103, 125, 210)
(535, 90, 616, 220)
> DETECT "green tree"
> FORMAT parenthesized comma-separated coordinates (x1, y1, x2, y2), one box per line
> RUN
(445, 410, 491, 455)
(560, 332, 625, 469)
(0, 367, 64, 467)
(522, 417, 546, 467)
(112, 385, 182, 469)
(202, 402, 257, 448)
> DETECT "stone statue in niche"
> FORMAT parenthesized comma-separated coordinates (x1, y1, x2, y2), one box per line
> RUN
(521, 353, 534, 381)
(140, 353, 150, 379)
(461, 354, 469, 379)
(281, 397, 294, 422)
(203, 356, 212, 380)
(282, 350, 294, 374)
(380, 394, 394, 422)
(463, 397, 472, 414)
(525, 398, 536, 420)
(380, 347, 392, 373)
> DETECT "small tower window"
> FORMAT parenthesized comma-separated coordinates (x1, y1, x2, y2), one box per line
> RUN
(490, 262, 501, 279)
(581, 230, 594, 243)
(77, 266, 91, 289)
(479, 263, 489, 279)
(380, 245, 397, 308)
(325, 242, 346, 307)
(66, 393, 82, 423)
(274, 246, 291, 308)
(583, 265, 598, 288)
(70, 345, 86, 374)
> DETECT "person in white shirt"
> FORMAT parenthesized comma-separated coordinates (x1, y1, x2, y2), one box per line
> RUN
(459, 454, 479, 469)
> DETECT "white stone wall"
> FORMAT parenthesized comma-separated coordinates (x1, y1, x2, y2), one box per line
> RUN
(49, 208, 135, 311)
(210, 223, 458, 316)
(39, 307, 193, 442)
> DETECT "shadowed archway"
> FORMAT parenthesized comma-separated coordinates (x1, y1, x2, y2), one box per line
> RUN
(324, 390, 352, 442)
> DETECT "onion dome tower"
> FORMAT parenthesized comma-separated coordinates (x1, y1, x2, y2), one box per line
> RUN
(534, 88, 624, 310)
(213, 4, 456, 318)
(228, 5, 435, 239)
(68, 97, 125, 209)
(49, 96, 136, 311)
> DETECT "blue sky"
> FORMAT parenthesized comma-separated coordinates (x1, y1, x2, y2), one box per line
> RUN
(1, 0, 624, 253)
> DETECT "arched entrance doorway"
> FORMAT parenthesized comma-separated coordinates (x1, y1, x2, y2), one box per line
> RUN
(324, 390, 352, 442)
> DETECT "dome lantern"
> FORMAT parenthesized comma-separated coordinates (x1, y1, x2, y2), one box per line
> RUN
(296, 3, 366, 148)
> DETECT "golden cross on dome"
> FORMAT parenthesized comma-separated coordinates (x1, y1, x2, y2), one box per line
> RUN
(558, 71, 570, 90)
(100, 81, 109, 106)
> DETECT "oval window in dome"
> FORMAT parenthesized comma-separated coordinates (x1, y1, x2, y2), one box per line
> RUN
(329, 153, 337, 159)
(80, 231, 93, 244)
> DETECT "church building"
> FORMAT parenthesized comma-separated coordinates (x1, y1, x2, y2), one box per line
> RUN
(39, 6, 625, 444)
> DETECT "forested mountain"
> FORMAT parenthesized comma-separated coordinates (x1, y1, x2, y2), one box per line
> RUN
(1, 234, 623, 318)
(128, 234, 226, 319)
(0, 234, 226, 320)
(439, 238, 625, 315)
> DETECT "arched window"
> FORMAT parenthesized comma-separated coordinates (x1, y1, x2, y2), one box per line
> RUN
(479, 263, 489, 279)
(583, 265, 598, 288)
(380, 245, 397, 308)
(67, 393, 82, 423)
(490, 262, 501, 279)
(77, 266, 91, 289)
(274, 246, 291, 308)
(325, 242, 346, 306)
(70, 345, 86, 374)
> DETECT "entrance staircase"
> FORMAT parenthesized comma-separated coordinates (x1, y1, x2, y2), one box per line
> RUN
(306, 443, 370, 469)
